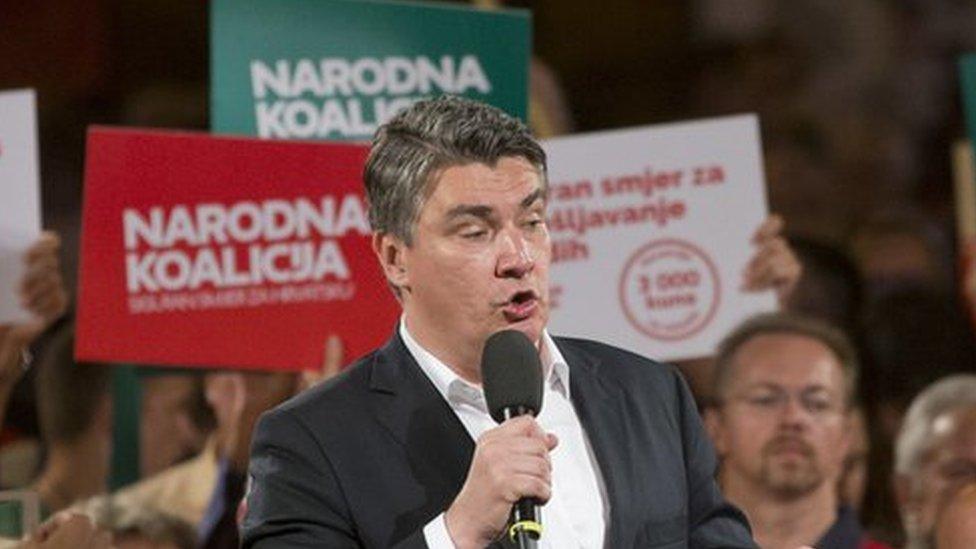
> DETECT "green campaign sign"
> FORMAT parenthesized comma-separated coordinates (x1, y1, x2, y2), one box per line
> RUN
(962, 54, 976, 146)
(211, 0, 530, 141)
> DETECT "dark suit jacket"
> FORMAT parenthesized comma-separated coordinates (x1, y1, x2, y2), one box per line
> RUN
(241, 333, 756, 548)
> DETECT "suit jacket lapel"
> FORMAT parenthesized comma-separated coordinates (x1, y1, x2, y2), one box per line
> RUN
(367, 333, 522, 548)
(367, 333, 475, 535)
(367, 333, 629, 548)
(559, 339, 630, 547)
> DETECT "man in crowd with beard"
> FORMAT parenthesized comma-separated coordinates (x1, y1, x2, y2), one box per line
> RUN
(705, 313, 890, 549)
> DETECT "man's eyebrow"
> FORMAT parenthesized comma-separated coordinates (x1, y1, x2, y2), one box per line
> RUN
(444, 204, 494, 221)
(443, 188, 546, 221)
(520, 188, 546, 209)
(742, 382, 781, 392)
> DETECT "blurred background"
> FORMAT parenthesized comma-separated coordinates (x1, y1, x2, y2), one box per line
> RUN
(3, 0, 976, 284)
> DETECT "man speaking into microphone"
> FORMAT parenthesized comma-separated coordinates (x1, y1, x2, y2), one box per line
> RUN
(241, 96, 757, 548)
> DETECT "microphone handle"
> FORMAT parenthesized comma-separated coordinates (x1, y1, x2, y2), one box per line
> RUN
(502, 406, 533, 420)
(514, 532, 537, 549)
(512, 498, 540, 548)
(502, 406, 542, 546)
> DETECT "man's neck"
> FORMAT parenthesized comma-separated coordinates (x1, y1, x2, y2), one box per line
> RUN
(721, 472, 838, 549)
(402, 316, 481, 384)
(401, 315, 547, 385)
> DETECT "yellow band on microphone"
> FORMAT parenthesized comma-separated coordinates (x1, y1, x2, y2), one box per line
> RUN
(509, 519, 543, 541)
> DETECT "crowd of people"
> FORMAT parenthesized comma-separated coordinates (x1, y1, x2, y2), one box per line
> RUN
(0, 244, 344, 548)
(3, 2, 976, 547)
(0, 107, 974, 548)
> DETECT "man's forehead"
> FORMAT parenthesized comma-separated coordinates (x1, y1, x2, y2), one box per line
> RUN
(932, 407, 976, 444)
(427, 160, 546, 205)
(730, 333, 843, 388)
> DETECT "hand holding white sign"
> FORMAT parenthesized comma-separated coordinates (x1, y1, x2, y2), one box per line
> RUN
(544, 114, 781, 361)
(741, 214, 802, 304)
(0, 88, 42, 325)
(0, 232, 68, 389)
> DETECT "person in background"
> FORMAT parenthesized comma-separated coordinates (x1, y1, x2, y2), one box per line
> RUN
(109, 335, 344, 549)
(674, 214, 803, 405)
(0, 233, 68, 428)
(705, 313, 889, 549)
(8, 498, 195, 549)
(30, 325, 112, 516)
(200, 336, 344, 549)
(139, 371, 212, 477)
(933, 483, 976, 549)
(76, 495, 197, 549)
(894, 375, 976, 549)
(859, 288, 976, 544)
(15, 513, 112, 549)
(740, 214, 803, 303)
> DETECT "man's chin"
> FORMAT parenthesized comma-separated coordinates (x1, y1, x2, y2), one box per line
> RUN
(502, 316, 546, 344)
(763, 470, 822, 499)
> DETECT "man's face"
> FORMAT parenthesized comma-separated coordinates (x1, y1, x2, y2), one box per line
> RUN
(904, 407, 976, 539)
(709, 333, 849, 500)
(378, 156, 550, 372)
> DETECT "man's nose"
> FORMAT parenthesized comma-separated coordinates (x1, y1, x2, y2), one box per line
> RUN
(778, 395, 811, 430)
(496, 228, 534, 278)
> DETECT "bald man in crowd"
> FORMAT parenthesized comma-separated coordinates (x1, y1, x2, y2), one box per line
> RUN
(895, 375, 976, 549)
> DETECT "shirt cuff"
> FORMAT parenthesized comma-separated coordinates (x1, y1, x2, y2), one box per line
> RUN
(423, 513, 457, 548)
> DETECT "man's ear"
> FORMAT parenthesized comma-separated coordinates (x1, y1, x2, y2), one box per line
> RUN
(372, 232, 409, 292)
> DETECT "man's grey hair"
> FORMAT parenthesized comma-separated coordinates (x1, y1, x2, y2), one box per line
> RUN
(895, 374, 976, 477)
(711, 312, 860, 407)
(363, 95, 547, 245)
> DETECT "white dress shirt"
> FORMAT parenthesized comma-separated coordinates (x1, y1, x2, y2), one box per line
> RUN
(399, 322, 610, 548)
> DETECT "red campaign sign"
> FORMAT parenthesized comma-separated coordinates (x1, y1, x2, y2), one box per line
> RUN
(76, 127, 399, 371)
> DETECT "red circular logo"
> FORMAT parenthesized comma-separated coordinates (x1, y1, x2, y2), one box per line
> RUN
(618, 239, 721, 341)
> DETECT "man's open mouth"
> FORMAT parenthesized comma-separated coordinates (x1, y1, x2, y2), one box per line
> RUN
(502, 290, 538, 321)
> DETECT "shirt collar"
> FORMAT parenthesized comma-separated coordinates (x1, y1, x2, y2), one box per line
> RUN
(399, 318, 571, 411)
(540, 330, 571, 399)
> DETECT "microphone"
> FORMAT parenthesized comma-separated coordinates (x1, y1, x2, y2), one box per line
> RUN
(481, 330, 545, 549)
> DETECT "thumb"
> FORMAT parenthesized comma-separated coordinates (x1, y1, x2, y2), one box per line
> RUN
(751, 214, 783, 243)
(546, 432, 559, 450)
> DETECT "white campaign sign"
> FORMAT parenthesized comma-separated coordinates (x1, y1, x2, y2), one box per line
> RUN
(0, 89, 41, 324)
(544, 114, 776, 361)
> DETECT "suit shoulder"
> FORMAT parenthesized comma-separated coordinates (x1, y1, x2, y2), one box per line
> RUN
(267, 348, 380, 428)
(554, 336, 684, 386)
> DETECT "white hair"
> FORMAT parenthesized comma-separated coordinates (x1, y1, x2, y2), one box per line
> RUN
(895, 374, 976, 477)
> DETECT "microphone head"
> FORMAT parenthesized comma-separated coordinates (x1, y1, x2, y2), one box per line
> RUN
(481, 330, 544, 424)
